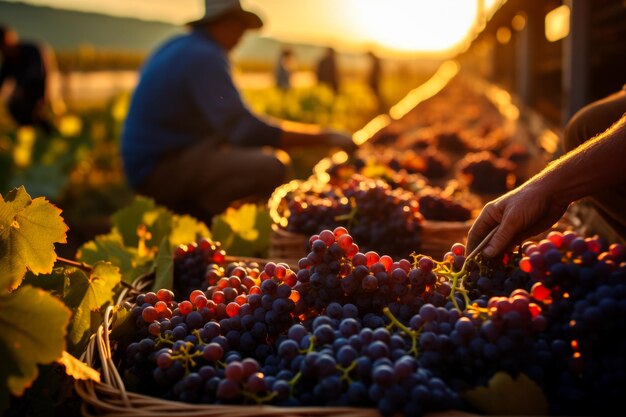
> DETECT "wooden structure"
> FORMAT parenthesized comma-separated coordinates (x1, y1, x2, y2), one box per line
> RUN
(461, 0, 626, 129)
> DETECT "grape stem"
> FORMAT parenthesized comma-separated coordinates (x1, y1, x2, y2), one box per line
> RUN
(55, 256, 92, 272)
(383, 307, 420, 356)
(447, 226, 500, 312)
(241, 390, 278, 404)
(336, 360, 357, 384)
(55, 256, 134, 289)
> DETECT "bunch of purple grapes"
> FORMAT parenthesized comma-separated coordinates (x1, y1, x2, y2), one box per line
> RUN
(269, 306, 463, 416)
(173, 237, 226, 300)
(285, 174, 424, 260)
(514, 231, 626, 415)
(418, 193, 473, 222)
(123, 255, 303, 402)
(294, 227, 455, 322)
(458, 151, 516, 194)
(119, 230, 626, 415)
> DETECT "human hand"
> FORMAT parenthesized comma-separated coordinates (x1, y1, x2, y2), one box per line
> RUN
(466, 181, 570, 257)
(324, 130, 358, 154)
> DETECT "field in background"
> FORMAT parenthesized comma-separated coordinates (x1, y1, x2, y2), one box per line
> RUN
(0, 63, 433, 257)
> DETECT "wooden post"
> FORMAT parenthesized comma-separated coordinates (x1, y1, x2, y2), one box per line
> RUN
(515, 3, 543, 109)
(562, 0, 590, 124)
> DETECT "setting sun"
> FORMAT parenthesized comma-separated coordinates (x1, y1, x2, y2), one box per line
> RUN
(346, 0, 479, 53)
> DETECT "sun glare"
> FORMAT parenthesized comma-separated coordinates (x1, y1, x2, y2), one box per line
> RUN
(348, 0, 479, 53)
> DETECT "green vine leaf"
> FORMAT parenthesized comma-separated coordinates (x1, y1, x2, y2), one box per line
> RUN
(58, 351, 100, 382)
(111, 196, 172, 249)
(152, 238, 174, 291)
(463, 372, 549, 415)
(170, 214, 210, 248)
(0, 186, 68, 291)
(63, 262, 121, 353)
(0, 285, 72, 410)
(109, 306, 134, 348)
(211, 204, 270, 257)
(77, 232, 152, 283)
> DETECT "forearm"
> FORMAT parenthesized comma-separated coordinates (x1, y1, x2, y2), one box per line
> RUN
(530, 113, 626, 204)
(278, 120, 327, 149)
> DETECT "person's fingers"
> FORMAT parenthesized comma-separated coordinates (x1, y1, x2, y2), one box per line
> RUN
(481, 211, 520, 257)
(466, 202, 502, 254)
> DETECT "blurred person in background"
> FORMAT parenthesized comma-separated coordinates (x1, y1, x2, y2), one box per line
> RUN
(275, 46, 294, 91)
(366, 50, 383, 112)
(315, 46, 339, 94)
(121, 0, 356, 224)
(0, 24, 56, 134)
(467, 87, 626, 256)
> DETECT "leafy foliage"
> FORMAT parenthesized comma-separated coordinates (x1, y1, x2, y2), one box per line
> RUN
(63, 262, 121, 353)
(211, 203, 271, 257)
(463, 372, 549, 415)
(0, 285, 72, 409)
(152, 238, 174, 292)
(0, 187, 68, 291)
(77, 232, 151, 283)
(77, 195, 210, 298)
(58, 351, 101, 383)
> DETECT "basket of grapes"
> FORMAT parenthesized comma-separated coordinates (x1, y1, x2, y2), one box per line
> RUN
(77, 224, 626, 417)
(268, 172, 478, 261)
(75, 232, 476, 417)
(267, 175, 426, 262)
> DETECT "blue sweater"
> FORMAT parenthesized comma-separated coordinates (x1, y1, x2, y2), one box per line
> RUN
(121, 29, 282, 188)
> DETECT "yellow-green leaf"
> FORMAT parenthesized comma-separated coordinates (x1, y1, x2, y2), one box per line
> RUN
(152, 238, 174, 291)
(111, 196, 172, 248)
(0, 186, 68, 290)
(463, 372, 549, 415)
(63, 262, 121, 352)
(78, 232, 135, 272)
(211, 204, 271, 257)
(169, 214, 210, 248)
(58, 351, 100, 382)
(0, 285, 71, 409)
(109, 306, 135, 346)
(77, 232, 152, 283)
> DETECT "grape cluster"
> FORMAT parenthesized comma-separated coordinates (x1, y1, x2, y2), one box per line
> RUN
(418, 193, 472, 222)
(514, 231, 626, 415)
(118, 230, 626, 416)
(285, 174, 424, 259)
(457, 151, 516, 194)
(173, 237, 225, 300)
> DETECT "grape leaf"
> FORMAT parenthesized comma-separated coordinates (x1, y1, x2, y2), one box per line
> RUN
(8, 163, 69, 201)
(77, 232, 153, 283)
(152, 237, 174, 291)
(0, 285, 71, 409)
(77, 233, 134, 273)
(109, 306, 134, 346)
(0, 186, 68, 291)
(211, 204, 271, 257)
(58, 351, 100, 382)
(111, 196, 172, 249)
(463, 372, 549, 415)
(170, 214, 210, 247)
(63, 262, 121, 353)
(21, 268, 68, 297)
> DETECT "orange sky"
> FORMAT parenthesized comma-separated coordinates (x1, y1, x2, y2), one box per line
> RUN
(6, 0, 502, 55)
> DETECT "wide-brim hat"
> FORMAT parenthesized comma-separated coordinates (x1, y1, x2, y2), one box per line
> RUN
(186, 0, 263, 29)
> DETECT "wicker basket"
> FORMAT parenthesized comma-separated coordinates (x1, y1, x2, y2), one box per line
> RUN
(75, 267, 382, 417)
(268, 220, 473, 264)
(268, 224, 309, 266)
(421, 220, 473, 260)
